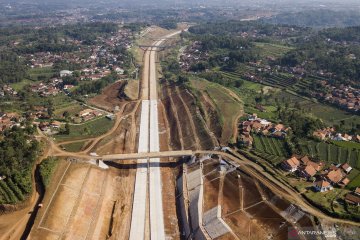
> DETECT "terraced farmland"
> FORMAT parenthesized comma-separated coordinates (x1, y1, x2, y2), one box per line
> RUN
(254, 42, 294, 58)
(300, 141, 360, 169)
(221, 70, 298, 89)
(0, 177, 26, 204)
(252, 134, 290, 165)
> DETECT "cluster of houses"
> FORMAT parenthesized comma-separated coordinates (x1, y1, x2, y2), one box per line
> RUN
(27, 27, 133, 71)
(345, 188, 360, 206)
(238, 114, 289, 146)
(0, 85, 18, 97)
(281, 155, 359, 205)
(37, 108, 104, 133)
(0, 112, 22, 132)
(30, 79, 63, 97)
(179, 41, 209, 71)
(20, 27, 134, 97)
(315, 83, 360, 113)
(78, 108, 103, 122)
(313, 127, 360, 143)
(38, 121, 62, 133)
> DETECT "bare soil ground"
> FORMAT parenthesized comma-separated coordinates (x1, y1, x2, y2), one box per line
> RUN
(28, 160, 136, 240)
(124, 80, 139, 100)
(161, 84, 183, 150)
(240, 175, 263, 208)
(88, 81, 128, 112)
(169, 86, 196, 150)
(137, 26, 175, 47)
(105, 162, 136, 240)
(91, 101, 139, 155)
(158, 97, 181, 239)
(161, 160, 181, 239)
(197, 160, 316, 240)
(161, 83, 216, 151)
(203, 178, 220, 212)
(200, 92, 222, 140)
(177, 86, 216, 149)
(222, 172, 242, 215)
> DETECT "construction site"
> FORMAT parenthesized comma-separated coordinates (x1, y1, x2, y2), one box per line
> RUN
(178, 155, 317, 240)
(0, 26, 359, 240)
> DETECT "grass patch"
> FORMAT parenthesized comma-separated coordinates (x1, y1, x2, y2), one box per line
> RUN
(348, 174, 360, 189)
(39, 157, 59, 187)
(55, 117, 114, 142)
(331, 141, 360, 151)
(27, 67, 56, 81)
(54, 103, 86, 119)
(190, 78, 243, 143)
(254, 42, 293, 58)
(304, 188, 353, 218)
(61, 141, 87, 152)
(10, 79, 35, 91)
(10, 67, 56, 91)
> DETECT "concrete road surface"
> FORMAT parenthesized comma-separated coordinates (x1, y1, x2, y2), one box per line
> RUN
(129, 30, 184, 240)
(129, 101, 149, 240)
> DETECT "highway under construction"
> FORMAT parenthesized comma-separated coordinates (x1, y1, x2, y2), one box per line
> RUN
(129, 31, 183, 240)
(13, 26, 359, 240)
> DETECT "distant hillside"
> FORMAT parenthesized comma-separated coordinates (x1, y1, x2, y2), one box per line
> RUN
(263, 10, 360, 28)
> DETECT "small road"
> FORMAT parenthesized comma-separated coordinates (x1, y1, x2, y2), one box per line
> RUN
(40, 138, 360, 228)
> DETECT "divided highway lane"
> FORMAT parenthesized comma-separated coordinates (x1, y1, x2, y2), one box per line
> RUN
(147, 30, 184, 239)
(129, 100, 149, 240)
(149, 99, 165, 240)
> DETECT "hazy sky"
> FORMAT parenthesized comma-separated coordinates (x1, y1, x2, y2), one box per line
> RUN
(1, 0, 360, 11)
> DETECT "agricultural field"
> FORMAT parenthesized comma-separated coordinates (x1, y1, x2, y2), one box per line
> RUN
(300, 141, 360, 169)
(55, 117, 114, 142)
(0, 177, 26, 204)
(220, 68, 360, 131)
(267, 90, 360, 130)
(27, 67, 56, 81)
(331, 141, 360, 151)
(254, 42, 294, 58)
(252, 134, 289, 165)
(348, 174, 360, 189)
(10, 67, 56, 91)
(219, 71, 281, 120)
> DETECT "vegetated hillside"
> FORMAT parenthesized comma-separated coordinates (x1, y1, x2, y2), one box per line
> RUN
(264, 10, 360, 28)
(320, 26, 360, 43)
(0, 126, 39, 204)
(0, 52, 28, 84)
(276, 27, 360, 87)
(188, 20, 308, 38)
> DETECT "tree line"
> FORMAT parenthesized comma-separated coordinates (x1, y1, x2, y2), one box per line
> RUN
(0, 126, 39, 195)
(0, 51, 28, 84)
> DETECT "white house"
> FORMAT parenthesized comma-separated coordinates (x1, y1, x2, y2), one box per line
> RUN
(314, 180, 333, 192)
(60, 70, 73, 77)
(115, 67, 124, 75)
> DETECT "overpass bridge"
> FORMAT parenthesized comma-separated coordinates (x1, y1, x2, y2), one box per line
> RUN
(61, 149, 242, 164)
(100, 150, 194, 161)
